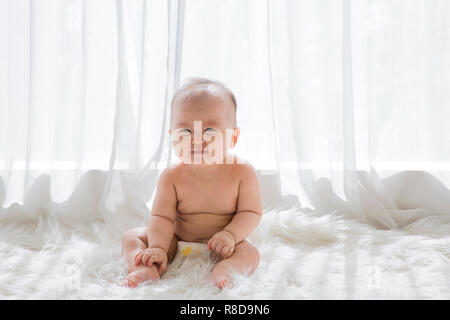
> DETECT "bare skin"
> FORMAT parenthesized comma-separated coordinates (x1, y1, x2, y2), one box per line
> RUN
(122, 83, 263, 289)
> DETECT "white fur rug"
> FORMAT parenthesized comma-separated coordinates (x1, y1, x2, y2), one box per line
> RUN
(0, 205, 449, 299)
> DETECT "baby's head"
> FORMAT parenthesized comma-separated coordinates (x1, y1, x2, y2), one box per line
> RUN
(169, 78, 240, 164)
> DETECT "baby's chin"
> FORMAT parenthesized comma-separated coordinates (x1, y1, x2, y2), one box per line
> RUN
(176, 152, 229, 165)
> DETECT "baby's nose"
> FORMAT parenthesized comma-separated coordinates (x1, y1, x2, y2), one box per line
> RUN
(192, 133, 203, 144)
(192, 137, 204, 151)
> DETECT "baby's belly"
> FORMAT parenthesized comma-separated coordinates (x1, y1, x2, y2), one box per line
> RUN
(174, 212, 234, 243)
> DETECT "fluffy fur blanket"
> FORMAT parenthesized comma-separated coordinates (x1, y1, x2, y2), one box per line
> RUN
(1, 204, 449, 299)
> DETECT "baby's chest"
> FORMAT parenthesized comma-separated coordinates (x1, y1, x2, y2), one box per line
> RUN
(175, 179, 240, 214)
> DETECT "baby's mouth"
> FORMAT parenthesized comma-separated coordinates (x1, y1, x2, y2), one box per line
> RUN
(191, 149, 205, 153)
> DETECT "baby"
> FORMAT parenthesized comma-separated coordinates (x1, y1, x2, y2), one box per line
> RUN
(121, 78, 262, 289)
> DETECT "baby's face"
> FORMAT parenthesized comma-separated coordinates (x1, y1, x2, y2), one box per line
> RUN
(170, 91, 239, 164)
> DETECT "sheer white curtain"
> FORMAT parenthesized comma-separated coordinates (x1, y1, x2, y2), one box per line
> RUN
(1, 0, 449, 229)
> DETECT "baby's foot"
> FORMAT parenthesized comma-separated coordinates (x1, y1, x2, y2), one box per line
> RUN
(209, 273, 233, 289)
(123, 267, 160, 288)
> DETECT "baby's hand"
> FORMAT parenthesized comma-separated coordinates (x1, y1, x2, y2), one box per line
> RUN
(134, 247, 168, 274)
(208, 230, 236, 259)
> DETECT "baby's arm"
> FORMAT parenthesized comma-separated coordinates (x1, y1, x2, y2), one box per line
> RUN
(223, 164, 263, 244)
(136, 168, 177, 271)
(147, 168, 177, 250)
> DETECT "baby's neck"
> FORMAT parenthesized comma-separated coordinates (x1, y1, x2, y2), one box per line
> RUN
(188, 153, 234, 171)
(188, 162, 220, 170)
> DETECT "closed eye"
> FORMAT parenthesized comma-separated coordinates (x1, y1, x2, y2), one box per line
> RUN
(173, 128, 191, 137)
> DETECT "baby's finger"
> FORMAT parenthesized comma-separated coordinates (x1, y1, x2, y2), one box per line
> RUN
(215, 243, 225, 255)
(222, 247, 231, 259)
(134, 250, 143, 260)
(209, 239, 218, 251)
(134, 252, 140, 265)
(148, 255, 161, 267)
(158, 259, 167, 274)
(141, 254, 147, 266)
(227, 246, 235, 258)
(208, 237, 218, 250)
(142, 253, 151, 266)
(220, 246, 229, 258)
(134, 252, 144, 266)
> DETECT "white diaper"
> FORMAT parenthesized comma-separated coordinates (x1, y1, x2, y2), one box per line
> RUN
(177, 241, 208, 258)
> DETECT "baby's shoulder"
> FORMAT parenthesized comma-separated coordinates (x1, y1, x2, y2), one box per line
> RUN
(228, 156, 257, 178)
(160, 161, 194, 183)
(158, 163, 180, 182)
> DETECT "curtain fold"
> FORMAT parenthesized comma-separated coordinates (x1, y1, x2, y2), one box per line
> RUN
(1, 0, 450, 230)
(0, 0, 186, 231)
(98, 0, 186, 230)
(267, 0, 450, 229)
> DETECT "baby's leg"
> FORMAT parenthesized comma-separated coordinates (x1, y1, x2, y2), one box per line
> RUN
(121, 227, 178, 288)
(209, 240, 260, 289)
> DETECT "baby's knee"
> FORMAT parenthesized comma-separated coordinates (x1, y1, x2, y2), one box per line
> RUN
(239, 240, 260, 266)
(250, 244, 260, 267)
(122, 228, 145, 247)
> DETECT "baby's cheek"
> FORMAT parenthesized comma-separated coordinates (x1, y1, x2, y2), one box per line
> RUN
(172, 141, 191, 162)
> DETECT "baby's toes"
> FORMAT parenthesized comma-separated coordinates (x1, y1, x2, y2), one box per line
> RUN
(215, 277, 233, 289)
(124, 275, 138, 288)
(209, 273, 233, 290)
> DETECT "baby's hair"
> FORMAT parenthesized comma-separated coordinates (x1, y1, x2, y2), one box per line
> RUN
(170, 77, 237, 114)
